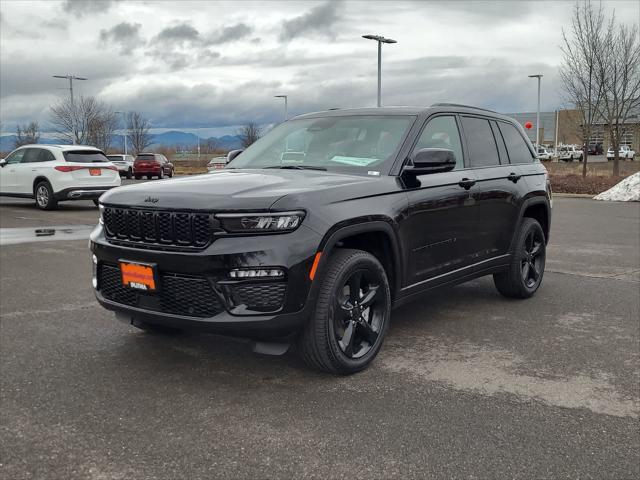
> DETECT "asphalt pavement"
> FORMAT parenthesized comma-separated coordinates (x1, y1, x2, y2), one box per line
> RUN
(1, 193, 639, 479)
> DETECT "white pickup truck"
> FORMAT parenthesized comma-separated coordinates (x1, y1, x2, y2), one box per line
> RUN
(557, 145, 583, 162)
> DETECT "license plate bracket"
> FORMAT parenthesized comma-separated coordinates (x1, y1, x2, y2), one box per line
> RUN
(120, 260, 158, 292)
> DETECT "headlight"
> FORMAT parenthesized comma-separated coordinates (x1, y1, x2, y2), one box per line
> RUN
(98, 203, 104, 225)
(216, 211, 305, 233)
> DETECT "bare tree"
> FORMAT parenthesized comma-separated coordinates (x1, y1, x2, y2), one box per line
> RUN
(87, 108, 119, 152)
(15, 121, 40, 147)
(202, 138, 219, 154)
(238, 122, 261, 148)
(559, 1, 608, 178)
(50, 95, 112, 145)
(127, 111, 153, 154)
(597, 20, 640, 176)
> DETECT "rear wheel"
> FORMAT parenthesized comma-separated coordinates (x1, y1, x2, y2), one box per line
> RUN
(135, 175, 141, 180)
(494, 217, 546, 299)
(126, 168, 132, 179)
(298, 249, 391, 374)
(146, 175, 152, 180)
(34, 181, 58, 210)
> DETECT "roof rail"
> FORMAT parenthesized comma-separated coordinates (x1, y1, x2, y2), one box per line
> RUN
(430, 103, 498, 114)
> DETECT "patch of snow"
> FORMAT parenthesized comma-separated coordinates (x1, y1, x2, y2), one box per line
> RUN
(594, 172, 640, 201)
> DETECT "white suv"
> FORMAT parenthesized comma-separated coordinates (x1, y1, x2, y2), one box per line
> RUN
(107, 154, 135, 178)
(558, 145, 583, 162)
(0, 144, 121, 210)
(607, 145, 635, 160)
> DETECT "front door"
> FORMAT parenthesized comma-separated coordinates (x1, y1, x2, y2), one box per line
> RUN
(398, 114, 479, 289)
(0, 149, 27, 194)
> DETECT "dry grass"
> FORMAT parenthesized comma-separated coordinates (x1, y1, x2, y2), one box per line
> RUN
(545, 160, 640, 177)
(545, 160, 638, 195)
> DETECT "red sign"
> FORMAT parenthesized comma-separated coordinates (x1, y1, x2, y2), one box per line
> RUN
(525, 121, 533, 129)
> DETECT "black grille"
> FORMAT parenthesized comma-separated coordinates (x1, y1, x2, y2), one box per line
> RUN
(228, 282, 286, 312)
(98, 264, 224, 318)
(103, 206, 216, 250)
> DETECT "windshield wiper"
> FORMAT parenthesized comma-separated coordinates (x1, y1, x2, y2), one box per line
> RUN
(264, 165, 327, 171)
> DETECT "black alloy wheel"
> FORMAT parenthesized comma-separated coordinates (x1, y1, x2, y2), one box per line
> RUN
(334, 269, 384, 359)
(298, 248, 391, 374)
(521, 228, 544, 289)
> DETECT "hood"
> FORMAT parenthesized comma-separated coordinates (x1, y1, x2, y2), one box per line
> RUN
(99, 169, 381, 211)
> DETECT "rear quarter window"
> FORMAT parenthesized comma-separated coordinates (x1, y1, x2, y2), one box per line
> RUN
(64, 150, 109, 163)
(499, 122, 534, 164)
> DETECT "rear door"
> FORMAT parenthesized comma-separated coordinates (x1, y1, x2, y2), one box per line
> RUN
(63, 150, 119, 185)
(459, 116, 520, 260)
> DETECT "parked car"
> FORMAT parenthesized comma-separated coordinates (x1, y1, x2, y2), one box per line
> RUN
(207, 156, 228, 172)
(133, 153, 174, 180)
(536, 147, 552, 161)
(107, 154, 135, 179)
(607, 145, 635, 160)
(588, 143, 603, 155)
(557, 145, 583, 162)
(92, 104, 551, 374)
(0, 144, 121, 210)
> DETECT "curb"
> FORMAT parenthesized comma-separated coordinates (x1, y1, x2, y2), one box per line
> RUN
(553, 193, 595, 199)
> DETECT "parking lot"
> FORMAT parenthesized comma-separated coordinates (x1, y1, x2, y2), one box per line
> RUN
(1, 192, 638, 479)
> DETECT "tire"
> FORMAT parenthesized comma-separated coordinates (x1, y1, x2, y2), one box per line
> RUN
(131, 319, 182, 335)
(146, 175, 152, 180)
(126, 168, 132, 179)
(159, 169, 164, 179)
(34, 181, 58, 210)
(135, 175, 141, 180)
(494, 217, 546, 299)
(168, 168, 173, 178)
(298, 249, 391, 375)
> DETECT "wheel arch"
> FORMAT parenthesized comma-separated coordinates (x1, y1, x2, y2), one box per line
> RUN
(316, 220, 402, 301)
(32, 176, 51, 194)
(515, 196, 551, 246)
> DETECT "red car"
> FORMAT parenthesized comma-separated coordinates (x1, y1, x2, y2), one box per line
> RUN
(133, 153, 174, 180)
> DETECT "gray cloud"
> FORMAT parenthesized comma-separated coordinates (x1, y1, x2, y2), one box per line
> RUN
(99, 22, 144, 55)
(207, 23, 253, 45)
(155, 23, 201, 45)
(62, 0, 119, 17)
(280, 1, 343, 41)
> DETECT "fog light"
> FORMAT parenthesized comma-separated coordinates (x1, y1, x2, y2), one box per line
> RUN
(229, 268, 285, 279)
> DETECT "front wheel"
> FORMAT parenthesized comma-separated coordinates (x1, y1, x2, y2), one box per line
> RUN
(494, 217, 546, 299)
(298, 249, 391, 374)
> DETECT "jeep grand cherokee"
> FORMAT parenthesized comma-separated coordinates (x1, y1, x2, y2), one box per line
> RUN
(91, 104, 551, 374)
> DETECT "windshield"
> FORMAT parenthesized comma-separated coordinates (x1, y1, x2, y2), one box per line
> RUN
(63, 150, 109, 163)
(229, 115, 415, 174)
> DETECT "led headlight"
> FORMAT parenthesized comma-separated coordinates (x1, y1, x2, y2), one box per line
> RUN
(229, 268, 285, 279)
(217, 211, 305, 233)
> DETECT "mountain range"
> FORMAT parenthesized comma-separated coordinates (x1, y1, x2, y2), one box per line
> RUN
(0, 130, 243, 153)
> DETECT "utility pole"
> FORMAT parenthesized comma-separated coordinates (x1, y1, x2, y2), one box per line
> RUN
(528, 74, 543, 148)
(53, 74, 87, 145)
(362, 35, 397, 107)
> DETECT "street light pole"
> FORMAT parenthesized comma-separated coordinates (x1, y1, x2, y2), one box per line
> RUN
(53, 74, 88, 145)
(274, 95, 288, 121)
(529, 74, 543, 148)
(362, 34, 397, 107)
(115, 111, 128, 155)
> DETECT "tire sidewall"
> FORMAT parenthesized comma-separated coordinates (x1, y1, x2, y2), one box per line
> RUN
(517, 219, 546, 295)
(319, 253, 391, 372)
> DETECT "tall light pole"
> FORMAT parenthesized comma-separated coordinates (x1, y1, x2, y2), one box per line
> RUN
(529, 74, 543, 147)
(115, 111, 128, 155)
(53, 74, 87, 145)
(362, 34, 397, 107)
(274, 95, 288, 121)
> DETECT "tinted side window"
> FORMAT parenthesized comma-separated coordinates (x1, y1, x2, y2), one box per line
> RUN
(490, 121, 508, 165)
(413, 116, 464, 169)
(38, 150, 56, 162)
(22, 148, 41, 163)
(460, 117, 499, 167)
(5, 149, 27, 164)
(498, 122, 534, 164)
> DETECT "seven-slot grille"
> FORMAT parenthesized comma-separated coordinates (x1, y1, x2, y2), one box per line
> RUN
(102, 206, 215, 249)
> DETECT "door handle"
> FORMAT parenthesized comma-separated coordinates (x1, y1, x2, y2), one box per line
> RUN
(458, 178, 476, 190)
(507, 172, 522, 183)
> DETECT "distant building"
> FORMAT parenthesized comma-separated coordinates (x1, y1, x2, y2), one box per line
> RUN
(505, 108, 640, 152)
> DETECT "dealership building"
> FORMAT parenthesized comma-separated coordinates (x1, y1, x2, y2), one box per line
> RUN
(506, 108, 640, 152)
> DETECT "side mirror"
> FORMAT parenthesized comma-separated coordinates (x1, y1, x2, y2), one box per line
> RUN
(227, 149, 243, 163)
(403, 148, 456, 175)
(0, 159, 6, 168)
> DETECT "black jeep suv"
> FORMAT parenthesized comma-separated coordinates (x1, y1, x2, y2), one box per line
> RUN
(91, 104, 551, 374)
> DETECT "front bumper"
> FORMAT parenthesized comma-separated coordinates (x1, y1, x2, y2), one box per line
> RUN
(90, 224, 322, 338)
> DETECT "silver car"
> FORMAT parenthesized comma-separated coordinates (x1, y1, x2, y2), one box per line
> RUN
(107, 154, 135, 179)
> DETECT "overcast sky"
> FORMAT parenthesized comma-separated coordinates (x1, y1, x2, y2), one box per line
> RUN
(1, 0, 639, 136)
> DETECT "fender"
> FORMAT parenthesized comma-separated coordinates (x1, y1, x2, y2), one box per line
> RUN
(313, 219, 403, 299)
(508, 194, 551, 252)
